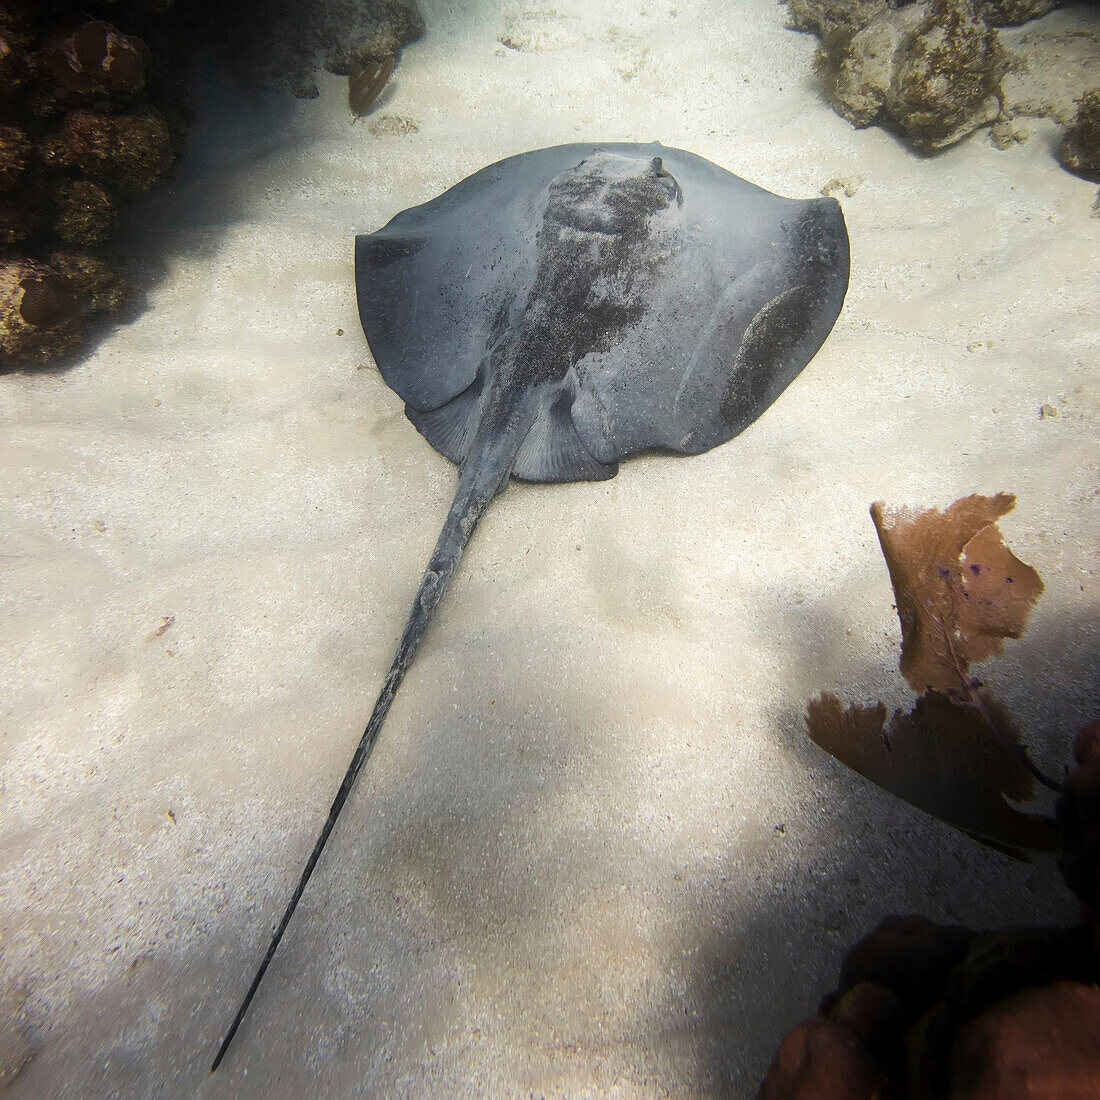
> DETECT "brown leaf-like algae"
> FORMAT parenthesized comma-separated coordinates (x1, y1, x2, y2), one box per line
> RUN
(870, 494, 1043, 696)
(807, 691, 1058, 859)
(807, 493, 1057, 861)
(348, 54, 395, 116)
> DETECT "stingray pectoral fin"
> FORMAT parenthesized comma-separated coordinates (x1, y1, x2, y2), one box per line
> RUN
(358, 234, 428, 267)
(355, 232, 485, 413)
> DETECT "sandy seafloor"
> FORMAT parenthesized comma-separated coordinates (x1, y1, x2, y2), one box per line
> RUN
(2, 1, 1098, 1096)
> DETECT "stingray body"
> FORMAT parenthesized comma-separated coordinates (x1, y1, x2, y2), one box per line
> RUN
(214, 143, 849, 1068)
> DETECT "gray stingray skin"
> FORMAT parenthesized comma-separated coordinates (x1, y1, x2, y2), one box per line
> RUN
(214, 143, 849, 1067)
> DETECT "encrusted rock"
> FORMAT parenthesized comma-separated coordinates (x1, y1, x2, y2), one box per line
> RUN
(1, 257, 78, 361)
(889, 0, 1007, 150)
(0, 252, 124, 365)
(991, 116, 1030, 147)
(331, 18, 418, 76)
(51, 249, 126, 316)
(0, 7, 32, 110)
(836, 915, 975, 1010)
(53, 178, 116, 244)
(41, 108, 173, 194)
(786, 0, 1062, 38)
(0, 198, 37, 244)
(0, 1, 182, 367)
(948, 981, 1100, 1098)
(759, 1018, 888, 1100)
(786, 0, 897, 48)
(819, 0, 1008, 152)
(187, 0, 425, 100)
(791, 0, 1094, 164)
(765, 918, 1100, 1097)
(978, 0, 1062, 25)
(827, 980, 909, 1053)
(43, 20, 149, 100)
(820, 3, 927, 128)
(1058, 90, 1100, 182)
(0, 123, 31, 191)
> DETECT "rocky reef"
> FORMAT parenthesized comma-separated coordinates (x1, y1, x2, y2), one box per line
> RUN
(0, 1, 184, 367)
(786, 0, 1064, 39)
(1059, 89, 1100, 181)
(822, 0, 1007, 153)
(785, 0, 1100, 170)
(0, 0, 424, 369)
(760, 719, 1100, 1099)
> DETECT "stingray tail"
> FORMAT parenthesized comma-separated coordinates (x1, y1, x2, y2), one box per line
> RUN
(211, 414, 522, 1072)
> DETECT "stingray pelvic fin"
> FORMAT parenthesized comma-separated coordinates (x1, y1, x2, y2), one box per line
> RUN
(512, 390, 616, 483)
(406, 376, 483, 464)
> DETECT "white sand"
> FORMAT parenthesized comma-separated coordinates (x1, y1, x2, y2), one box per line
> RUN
(2, 1, 1097, 1096)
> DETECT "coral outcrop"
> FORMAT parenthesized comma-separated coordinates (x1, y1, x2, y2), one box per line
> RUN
(787, 0, 1098, 175)
(0, 1, 183, 368)
(0, 0, 424, 367)
(0, 250, 123, 362)
(1058, 90, 1100, 182)
(809, 0, 1008, 152)
(786, 0, 1063, 39)
(979, 0, 1061, 24)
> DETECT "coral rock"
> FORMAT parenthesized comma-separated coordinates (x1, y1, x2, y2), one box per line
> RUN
(837, 915, 975, 1011)
(195, 0, 425, 100)
(0, 252, 124, 366)
(51, 249, 126, 317)
(0, 198, 40, 244)
(53, 178, 116, 244)
(978, 0, 1062, 25)
(759, 1018, 888, 1099)
(1, 257, 78, 361)
(0, 34, 30, 109)
(816, 0, 1008, 152)
(905, 925, 1099, 1097)
(1059, 90, 1100, 183)
(1059, 720, 1100, 918)
(828, 980, 909, 1053)
(0, 124, 32, 192)
(785, 0, 896, 47)
(821, 4, 925, 128)
(333, 26, 403, 76)
(0, 0, 180, 367)
(889, 0, 1006, 151)
(41, 108, 173, 194)
(948, 981, 1100, 1098)
(329, 0, 424, 74)
(43, 20, 148, 99)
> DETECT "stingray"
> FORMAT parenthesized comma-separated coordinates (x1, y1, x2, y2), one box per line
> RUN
(213, 142, 849, 1068)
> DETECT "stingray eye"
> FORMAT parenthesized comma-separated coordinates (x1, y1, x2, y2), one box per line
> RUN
(650, 157, 671, 184)
(650, 158, 683, 205)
